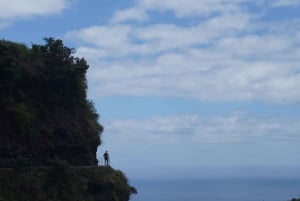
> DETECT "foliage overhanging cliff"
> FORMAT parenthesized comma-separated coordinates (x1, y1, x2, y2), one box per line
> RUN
(0, 161, 137, 201)
(0, 38, 137, 201)
(0, 38, 102, 167)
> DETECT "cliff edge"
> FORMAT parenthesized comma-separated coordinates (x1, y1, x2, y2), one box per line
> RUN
(0, 38, 137, 201)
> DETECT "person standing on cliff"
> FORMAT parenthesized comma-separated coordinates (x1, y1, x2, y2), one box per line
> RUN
(103, 151, 110, 166)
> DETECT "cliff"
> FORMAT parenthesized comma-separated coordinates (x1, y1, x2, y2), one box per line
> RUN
(0, 161, 137, 201)
(0, 38, 136, 201)
(0, 38, 102, 166)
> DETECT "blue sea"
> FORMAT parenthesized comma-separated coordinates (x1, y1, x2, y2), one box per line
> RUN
(130, 177, 300, 201)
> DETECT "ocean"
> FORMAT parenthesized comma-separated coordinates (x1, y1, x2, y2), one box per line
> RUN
(130, 177, 300, 201)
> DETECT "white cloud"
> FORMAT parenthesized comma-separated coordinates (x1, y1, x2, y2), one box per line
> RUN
(104, 114, 300, 145)
(138, 0, 242, 18)
(66, 25, 133, 53)
(111, 0, 254, 22)
(110, 7, 148, 24)
(0, 0, 70, 26)
(67, 11, 253, 56)
(66, 0, 300, 103)
(83, 53, 300, 102)
(110, 0, 286, 23)
(68, 27, 300, 103)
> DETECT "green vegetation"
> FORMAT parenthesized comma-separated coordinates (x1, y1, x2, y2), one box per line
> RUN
(0, 161, 137, 201)
(0, 38, 102, 166)
(0, 38, 137, 200)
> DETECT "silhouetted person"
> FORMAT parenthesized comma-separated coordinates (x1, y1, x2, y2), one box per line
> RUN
(103, 151, 110, 166)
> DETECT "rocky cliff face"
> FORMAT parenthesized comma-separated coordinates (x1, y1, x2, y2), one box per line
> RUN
(0, 38, 103, 167)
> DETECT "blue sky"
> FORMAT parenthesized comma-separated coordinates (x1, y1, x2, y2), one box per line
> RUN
(1, 0, 300, 179)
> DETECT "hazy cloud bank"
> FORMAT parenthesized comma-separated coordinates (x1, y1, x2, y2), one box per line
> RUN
(104, 114, 300, 145)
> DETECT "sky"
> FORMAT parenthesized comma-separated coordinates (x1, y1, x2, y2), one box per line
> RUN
(1, 0, 300, 179)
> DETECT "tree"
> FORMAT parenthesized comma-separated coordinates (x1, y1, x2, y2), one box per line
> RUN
(0, 38, 103, 167)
